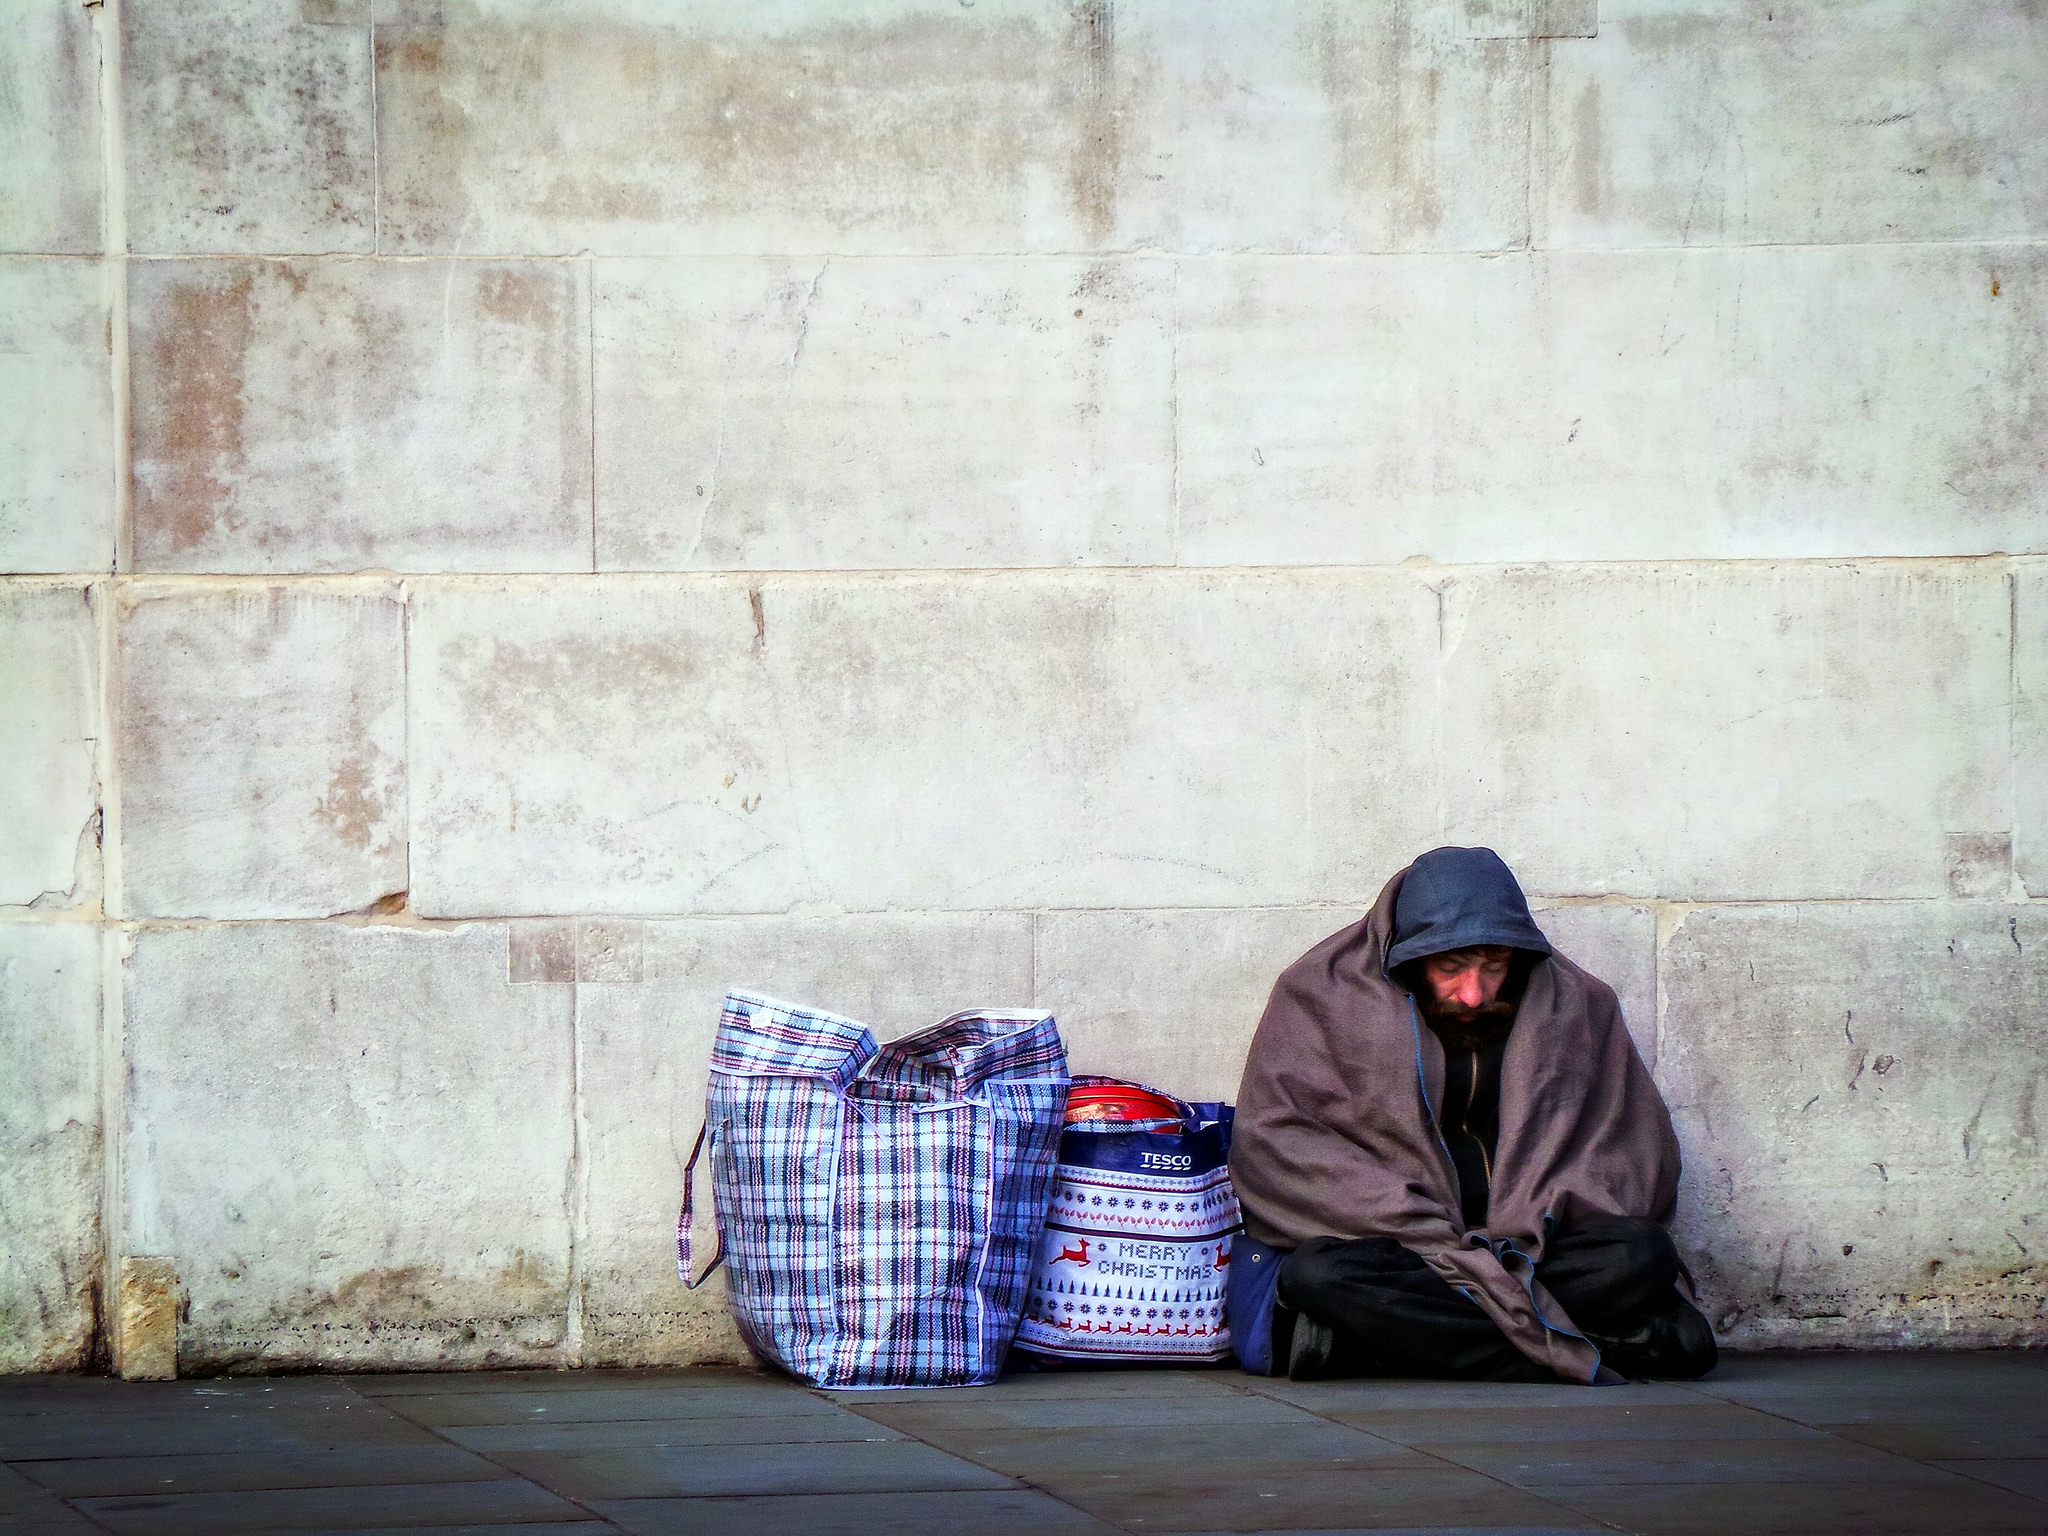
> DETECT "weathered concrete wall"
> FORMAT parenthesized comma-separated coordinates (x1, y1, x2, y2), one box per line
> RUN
(1, 0, 2042, 1373)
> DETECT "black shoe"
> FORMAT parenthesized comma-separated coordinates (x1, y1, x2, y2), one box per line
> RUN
(1588, 1297, 1718, 1380)
(1287, 1312, 1342, 1380)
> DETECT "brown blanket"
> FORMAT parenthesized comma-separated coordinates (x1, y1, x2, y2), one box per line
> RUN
(1229, 865, 1681, 1383)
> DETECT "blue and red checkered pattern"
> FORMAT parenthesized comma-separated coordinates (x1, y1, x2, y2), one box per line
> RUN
(679, 990, 1069, 1388)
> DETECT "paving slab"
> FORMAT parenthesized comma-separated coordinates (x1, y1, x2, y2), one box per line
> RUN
(1426, 1433, 1958, 1487)
(1699, 1391, 2048, 1456)
(593, 1488, 1124, 1536)
(72, 1477, 589, 1536)
(0, 1378, 363, 1414)
(1236, 1377, 1711, 1411)
(0, 1460, 93, 1528)
(0, 1402, 447, 1461)
(1329, 1403, 1823, 1445)
(826, 1369, 1252, 1403)
(16, 1443, 506, 1497)
(384, 1384, 843, 1427)
(1706, 1381, 2048, 1419)
(494, 1437, 1017, 1499)
(8, 1355, 2044, 1535)
(850, 1393, 1325, 1434)
(1694, 1350, 2048, 1388)
(1528, 1475, 2048, 1535)
(1164, 1530, 1606, 1536)
(443, 1414, 905, 1452)
(341, 1368, 742, 1396)
(900, 1420, 1439, 1482)
(1029, 1463, 1592, 1533)
(1933, 1460, 2048, 1501)
(1819, 1421, 2048, 1461)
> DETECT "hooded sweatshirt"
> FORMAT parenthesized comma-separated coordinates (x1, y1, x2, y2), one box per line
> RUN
(1386, 845, 1552, 969)
(1389, 847, 1552, 1226)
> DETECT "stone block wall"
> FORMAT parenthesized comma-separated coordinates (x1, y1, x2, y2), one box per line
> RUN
(2, 0, 2042, 1373)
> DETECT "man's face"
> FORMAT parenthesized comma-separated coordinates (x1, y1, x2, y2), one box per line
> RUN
(1420, 945, 1515, 1023)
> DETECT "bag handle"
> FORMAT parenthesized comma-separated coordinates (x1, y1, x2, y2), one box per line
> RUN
(675, 1121, 727, 1289)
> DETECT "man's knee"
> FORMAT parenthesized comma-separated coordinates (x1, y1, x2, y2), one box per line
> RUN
(1575, 1214, 1678, 1287)
(1279, 1235, 1422, 1312)
(1541, 1214, 1680, 1322)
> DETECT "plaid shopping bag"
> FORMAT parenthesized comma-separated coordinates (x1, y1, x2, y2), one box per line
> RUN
(678, 990, 1070, 1388)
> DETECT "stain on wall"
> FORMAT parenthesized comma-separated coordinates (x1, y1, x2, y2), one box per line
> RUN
(375, 1, 1134, 254)
(129, 259, 592, 573)
(137, 270, 255, 556)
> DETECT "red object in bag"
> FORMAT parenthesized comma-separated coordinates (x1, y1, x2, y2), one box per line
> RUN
(1063, 1076, 1185, 1129)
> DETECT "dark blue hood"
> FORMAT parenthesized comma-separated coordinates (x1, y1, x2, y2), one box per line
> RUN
(1386, 846, 1552, 969)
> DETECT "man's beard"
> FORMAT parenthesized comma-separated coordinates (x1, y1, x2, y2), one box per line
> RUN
(1420, 994, 1518, 1052)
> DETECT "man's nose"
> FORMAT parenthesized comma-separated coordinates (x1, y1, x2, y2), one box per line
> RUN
(1452, 969, 1484, 1008)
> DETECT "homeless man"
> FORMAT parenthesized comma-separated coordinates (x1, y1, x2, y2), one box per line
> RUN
(1225, 846, 1716, 1384)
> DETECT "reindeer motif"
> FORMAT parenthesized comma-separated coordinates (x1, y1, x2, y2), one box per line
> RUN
(1054, 1238, 1091, 1267)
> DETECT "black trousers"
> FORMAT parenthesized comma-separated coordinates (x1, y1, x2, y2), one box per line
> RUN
(1276, 1215, 1714, 1382)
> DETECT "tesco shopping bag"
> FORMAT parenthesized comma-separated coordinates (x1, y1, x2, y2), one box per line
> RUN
(1015, 1077, 1240, 1363)
(677, 990, 1070, 1388)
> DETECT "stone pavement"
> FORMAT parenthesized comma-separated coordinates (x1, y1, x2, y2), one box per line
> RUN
(3, 1352, 2045, 1535)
